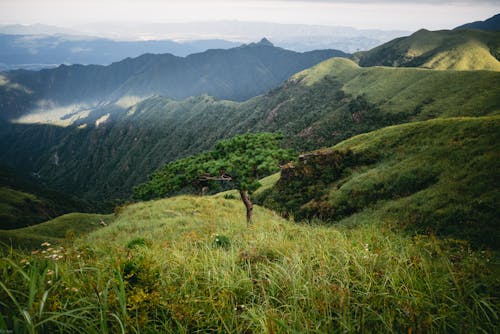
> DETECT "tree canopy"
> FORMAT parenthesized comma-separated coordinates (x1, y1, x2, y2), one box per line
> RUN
(133, 132, 293, 222)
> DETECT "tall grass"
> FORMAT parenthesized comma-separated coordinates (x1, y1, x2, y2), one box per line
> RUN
(1, 196, 498, 333)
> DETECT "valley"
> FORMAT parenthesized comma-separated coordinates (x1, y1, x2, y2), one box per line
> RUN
(0, 10, 499, 333)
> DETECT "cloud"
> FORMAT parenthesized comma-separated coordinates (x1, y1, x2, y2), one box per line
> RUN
(0, 0, 498, 31)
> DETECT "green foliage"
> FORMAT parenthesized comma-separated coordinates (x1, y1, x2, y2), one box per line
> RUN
(126, 237, 149, 249)
(1, 195, 498, 332)
(212, 234, 231, 249)
(258, 116, 500, 248)
(133, 132, 293, 200)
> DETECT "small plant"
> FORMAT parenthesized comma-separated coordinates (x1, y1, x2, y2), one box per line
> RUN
(223, 193, 237, 200)
(126, 237, 149, 249)
(212, 234, 231, 249)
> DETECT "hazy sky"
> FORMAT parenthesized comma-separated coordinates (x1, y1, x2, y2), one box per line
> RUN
(0, 0, 498, 31)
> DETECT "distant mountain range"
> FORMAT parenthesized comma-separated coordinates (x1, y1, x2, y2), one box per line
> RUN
(354, 29, 500, 71)
(0, 39, 347, 121)
(0, 21, 409, 69)
(455, 13, 500, 31)
(0, 34, 240, 70)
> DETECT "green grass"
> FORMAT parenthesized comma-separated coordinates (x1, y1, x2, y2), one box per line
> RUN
(0, 195, 498, 333)
(293, 58, 500, 119)
(258, 116, 500, 248)
(0, 166, 98, 229)
(353, 29, 500, 71)
(0, 213, 113, 250)
(0, 187, 54, 230)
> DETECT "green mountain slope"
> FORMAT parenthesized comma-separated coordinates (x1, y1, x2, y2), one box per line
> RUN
(455, 13, 500, 32)
(0, 212, 113, 249)
(0, 39, 346, 121)
(354, 29, 500, 70)
(0, 166, 96, 229)
(258, 116, 500, 248)
(1, 58, 498, 201)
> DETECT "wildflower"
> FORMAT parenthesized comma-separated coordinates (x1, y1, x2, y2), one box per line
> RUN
(364, 243, 369, 252)
(234, 304, 247, 312)
(41, 242, 51, 247)
(47, 280, 52, 285)
(47, 269, 54, 276)
(31, 250, 40, 255)
(71, 287, 79, 292)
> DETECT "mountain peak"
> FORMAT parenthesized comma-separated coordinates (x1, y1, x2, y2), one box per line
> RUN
(257, 37, 274, 46)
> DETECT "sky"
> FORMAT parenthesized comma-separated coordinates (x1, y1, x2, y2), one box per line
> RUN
(0, 0, 498, 31)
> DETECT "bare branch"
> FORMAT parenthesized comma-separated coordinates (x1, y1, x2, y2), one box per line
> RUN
(199, 173, 233, 182)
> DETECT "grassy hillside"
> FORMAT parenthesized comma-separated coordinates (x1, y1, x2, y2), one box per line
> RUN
(0, 195, 497, 332)
(354, 29, 500, 71)
(1, 58, 498, 201)
(0, 212, 113, 249)
(0, 167, 97, 229)
(258, 116, 500, 248)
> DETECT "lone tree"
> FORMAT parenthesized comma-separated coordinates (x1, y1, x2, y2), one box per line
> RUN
(133, 132, 293, 223)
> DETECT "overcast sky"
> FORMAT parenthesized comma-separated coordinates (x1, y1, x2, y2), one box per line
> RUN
(0, 0, 498, 31)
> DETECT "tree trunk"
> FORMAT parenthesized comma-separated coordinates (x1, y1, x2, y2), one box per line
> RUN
(239, 190, 253, 224)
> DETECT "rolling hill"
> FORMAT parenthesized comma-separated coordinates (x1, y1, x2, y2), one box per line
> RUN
(354, 29, 500, 71)
(1, 58, 498, 201)
(257, 116, 500, 248)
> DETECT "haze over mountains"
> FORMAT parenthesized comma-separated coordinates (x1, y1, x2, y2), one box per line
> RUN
(0, 39, 347, 123)
(0, 34, 240, 71)
(0, 21, 407, 70)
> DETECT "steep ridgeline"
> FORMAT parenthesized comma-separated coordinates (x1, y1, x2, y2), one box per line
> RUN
(455, 13, 500, 32)
(0, 39, 347, 121)
(257, 117, 500, 249)
(0, 58, 498, 201)
(354, 29, 500, 71)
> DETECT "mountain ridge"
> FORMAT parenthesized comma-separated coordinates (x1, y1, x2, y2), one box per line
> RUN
(1, 58, 498, 201)
(354, 28, 500, 70)
(0, 41, 348, 121)
(455, 13, 500, 31)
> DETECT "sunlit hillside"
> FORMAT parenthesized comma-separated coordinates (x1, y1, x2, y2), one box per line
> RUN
(354, 29, 500, 70)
